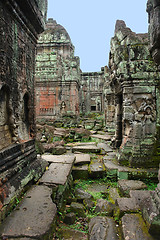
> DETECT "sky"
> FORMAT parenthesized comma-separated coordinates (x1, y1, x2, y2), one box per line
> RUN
(47, 0, 148, 72)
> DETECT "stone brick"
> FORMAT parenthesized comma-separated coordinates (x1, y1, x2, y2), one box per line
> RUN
(0, 0, 47, 220)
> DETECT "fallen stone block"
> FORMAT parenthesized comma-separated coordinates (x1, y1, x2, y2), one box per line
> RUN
(122, 214, 154, 240)
(118, 179, 147, 196)
(74, 153, 91, 165)
(0, 185, 57, 239)
(70, 202, 85, 217)
(142, 192, 160, 238)
(64, 212, 76, 225)
(91, 134, 111, 141)
(109, 188, 120, 204)
(72, 145, 100, 153)
(97, 143, 113, 152)
(104, 159, 130, 180)
(88, 216, 119, 240)
(83, 199, 95, 210)
(41, 154, 75, 164)
(129, 190, 153, 209)
(40, 162, 73, 186)
(75, 188, 93, 202)
(89, 162, 106, 178)
(72, 165, 89, 179)
(95, 199, 115, 216)
(115, 197, 140, 218)
(59, 227, 88, 240)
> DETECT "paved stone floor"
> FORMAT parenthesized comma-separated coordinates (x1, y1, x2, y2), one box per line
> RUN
(0, 131, 158, 239)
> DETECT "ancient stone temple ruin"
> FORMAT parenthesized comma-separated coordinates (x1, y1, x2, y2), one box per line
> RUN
(35, 18, 105, 121)
(0, 0, 160, 239)
(35, 18, 81, 120)
(105, 20, 160, 168)
(81, 70, 104, 113)
(0, 0, 47, 220)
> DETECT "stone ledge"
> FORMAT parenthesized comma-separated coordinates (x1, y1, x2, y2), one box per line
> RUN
(0, 185, 57, 239)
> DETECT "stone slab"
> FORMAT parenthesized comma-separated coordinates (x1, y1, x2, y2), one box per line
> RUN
(104, 160, 128, 171)
(109, 188, 120, 204)
(142, 193, 160, 237)
(70, 202, 85, 217)
(89, 162, 105, 178)
(72, 145, 100, 153)
(59, 227, 88, 240)
(118, 179, 147, 196)
(42, 154, 75, 164)
(0, 185, 57, 239)
(104, 160, 128, 180)
(87, 183, 109, 193)
(91, 134, 111, 141)
(72, 165, 89, 179)
(97, 143, 113, 152)
(74, 153, 91, 165)
(75, 142, 97, 146)
(122, 214, 154, 240)
(75, 188, 93, 201)
(116, 197, 140, 216)
(95, 199, 115, 216)
(40, 162, 73, 185)
(104, 159, 158, 181)
(129, 190, 153, 209)
(88, 216, 119, 240)
(107, 152, 116, 156)
(66, 142, 96, 147)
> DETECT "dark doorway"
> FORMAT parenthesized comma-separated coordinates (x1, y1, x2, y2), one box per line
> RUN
(91, 106, 96, 111)
(115, 94, 123, 147)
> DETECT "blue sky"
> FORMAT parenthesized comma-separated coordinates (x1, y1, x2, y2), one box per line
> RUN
(47, 0, 148, 72)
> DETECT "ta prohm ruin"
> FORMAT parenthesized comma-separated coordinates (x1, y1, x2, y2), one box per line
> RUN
(0, 0, 160, 239)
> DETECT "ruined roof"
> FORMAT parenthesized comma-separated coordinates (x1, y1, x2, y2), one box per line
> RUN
(114, 20, 148, 44)
(38, 18, 72, 44)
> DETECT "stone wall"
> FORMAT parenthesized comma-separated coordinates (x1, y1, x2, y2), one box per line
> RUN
(105, 20, 160, 168)
(81, 70, 104, 113)
(147, 0, 160, 65)
(104, 66, 115, 132)
(0, 0, 47, 221)
(145, 1, 160, 236)
(35, 18, 81, 121)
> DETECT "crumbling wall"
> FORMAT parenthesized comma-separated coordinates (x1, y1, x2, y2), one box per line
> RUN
(35, 18, 81, 121)
(0, 0, 47, 221)
(105, 20, 160, 168)
(81, 70, 104, 113)
(147, 0, 160, 64)
(145, 1, 160, 236)
(104, 66, 116, 132)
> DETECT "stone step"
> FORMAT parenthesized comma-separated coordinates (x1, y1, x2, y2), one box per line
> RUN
(121, 214, 154, 240)
(40, 162, 73, 186)
(104, 159, 158, 181)
(91, 134, 112, 141)
(115, 197, 140, 218)
(89, 161, 106, 178)
(39, 160, 74, 210)
(74, 153, 91, 165)
(72, 145, 100, 153)
(97, 142, 113, 152)
(88, 216, 119, 240)
(129, 190, 153, 209)
(72, 164, 89, 179)
(109, 187, 120, 204)
(104, 159, 128, 180)
(118, 179, 147, 196)
(0, 185, 57, 239)
(42, 154, 75, 164)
